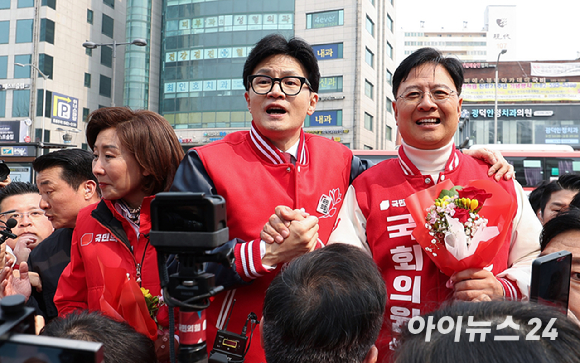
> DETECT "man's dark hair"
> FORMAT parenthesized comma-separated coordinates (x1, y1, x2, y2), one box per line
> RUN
(394, 301, 580, 363)
(33, 149, 98, 193)
(0, 182, 39, 212)
(243, 34, 320, 92)
(262, 243, 386, 363)
(392, 47, 464, 98)
(540, 205, 580, 251)
(538, 174, 580, 217)
(528, 180, 549, 214)
(41, 310, 156, 363)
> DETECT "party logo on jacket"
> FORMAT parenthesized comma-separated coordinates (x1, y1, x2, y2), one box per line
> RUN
(317, 188, 342, 218)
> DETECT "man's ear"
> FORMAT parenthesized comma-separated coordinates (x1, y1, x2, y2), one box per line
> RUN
(82, 180, 98, 200)
(363, 345, 378, 363)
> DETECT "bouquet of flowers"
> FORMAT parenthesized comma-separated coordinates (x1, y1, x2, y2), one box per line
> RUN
(405, 179, 516, 276)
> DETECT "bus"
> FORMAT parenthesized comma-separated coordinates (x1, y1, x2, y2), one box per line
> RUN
(353, 144, 580, 193)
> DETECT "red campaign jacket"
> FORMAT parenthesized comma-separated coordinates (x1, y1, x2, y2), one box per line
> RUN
(330, 146, 541, 362)
(54, 197, 160, 320)
(171, 123, 354, 363)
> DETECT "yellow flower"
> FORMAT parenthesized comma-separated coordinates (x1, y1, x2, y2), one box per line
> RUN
(470, 199, 479, 210)
(141, 287, 153, 300)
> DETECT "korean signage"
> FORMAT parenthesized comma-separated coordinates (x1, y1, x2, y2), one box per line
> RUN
(166, 46, 251, 63)
(310, 110, 339, 127)
(164, 79, 244, 95)
(531, 63, 580, 77)
(486, 6, 516, 61)
(462, 63, 495, 69)
(464, 107, 533, 119)
(311, 10, 342, 29)
(0, 83, 30, 91)
(312, 43, 340, 60)
(535, 125, 580, 145)
(0, 121, 20, 142)
(319, 76, 343, 93)
(461, 82, 580, 102)
(51, 92, 78, 128)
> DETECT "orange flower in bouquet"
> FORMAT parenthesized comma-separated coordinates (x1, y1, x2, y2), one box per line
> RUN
(405, 179, 517, 276)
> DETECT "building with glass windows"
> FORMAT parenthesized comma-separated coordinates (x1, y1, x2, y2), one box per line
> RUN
(161, 0, 398, 150)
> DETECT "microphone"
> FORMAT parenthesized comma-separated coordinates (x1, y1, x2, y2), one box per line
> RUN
(5, 218, 16, 229)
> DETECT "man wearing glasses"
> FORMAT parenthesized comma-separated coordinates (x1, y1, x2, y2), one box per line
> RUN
(171, 34, 361, 362)
(0, 182, 54, 267)
(327, 47, 541, 361)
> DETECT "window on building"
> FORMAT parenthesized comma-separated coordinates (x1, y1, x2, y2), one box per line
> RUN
(40, 19, 55, 44)
(387, 14, 393, 32)
(103, 0, 114, 9)
(319, 76, 343, 93)
(39, 53, 53, 79)
(0, 21, 8, 44)
(0, 0, 10, 9)
(42, 0, 56, 9)
(16, 19, 34, 43)
(101, 45, 112, 68)
(365, 80, 374, 99)
(306, 9, 344, 29)
(14, 55, 32, 78)
(364, 112, 373, 131)
(366, 16, 374, 37)
(99, 74, 111, 98)
(0, 56, 6, 79)
(365, 48, 374, 68)
(12, 89, 30, 117)
(101, 14, 114, 38)
(86, 48, 93, 56)
(83, 107, 90, 122)
(17, 0, 34, 8)
(387, 42, 393, 59)
(0, 92, 5, 117)
(84, 73, 91, 87)
(386, 70, 393, 86)
(386, 125, 392, 141)
(370, 0, 375, 5)
(364, 145, 373, 150)
(37, 89, 52, 117)
(87, 9, 93, 24)
(386, 97, 393, 113)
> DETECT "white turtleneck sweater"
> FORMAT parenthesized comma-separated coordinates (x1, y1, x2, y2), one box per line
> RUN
(401, 139, 454, 183)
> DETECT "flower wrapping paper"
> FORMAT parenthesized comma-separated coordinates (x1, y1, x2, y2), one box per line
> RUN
(405, 179, 516, 276)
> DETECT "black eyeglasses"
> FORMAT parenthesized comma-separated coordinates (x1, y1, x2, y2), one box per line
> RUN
(248, 75, 312, 96)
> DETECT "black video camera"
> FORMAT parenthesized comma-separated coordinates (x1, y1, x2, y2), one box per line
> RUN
(0, 295, 103, 362)
(150, 192, 235, 363)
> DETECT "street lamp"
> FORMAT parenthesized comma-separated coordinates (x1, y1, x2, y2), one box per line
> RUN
(494, 49, 507, 144)
(15, 62, 48, 146)
(82, 38, 147, 107)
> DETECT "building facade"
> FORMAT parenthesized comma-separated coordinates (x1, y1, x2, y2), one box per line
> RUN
(160, 0, 397, 150)
(459, 60, 580, 149)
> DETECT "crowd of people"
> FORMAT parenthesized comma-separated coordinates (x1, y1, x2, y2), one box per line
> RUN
(0, 33, 578, 363)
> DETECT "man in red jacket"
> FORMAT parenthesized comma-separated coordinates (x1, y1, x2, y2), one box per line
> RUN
(328, 47, 541, 361)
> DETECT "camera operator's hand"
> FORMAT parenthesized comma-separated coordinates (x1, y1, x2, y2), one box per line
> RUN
(262, 215, 319, 266)
(260, 205, 310, 244)
(155, 330, 179, 363)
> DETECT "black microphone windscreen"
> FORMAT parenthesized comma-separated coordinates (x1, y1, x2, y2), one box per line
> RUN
(6, 218, 17, 229)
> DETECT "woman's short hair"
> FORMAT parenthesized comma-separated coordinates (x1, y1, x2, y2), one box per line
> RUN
(86, 107, 184, 195)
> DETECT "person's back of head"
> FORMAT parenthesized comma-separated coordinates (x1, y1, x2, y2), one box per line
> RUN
(262, 243, 386, 363)
(41, 310, 157, 363)
(528, 180, 549, 216)
(394, 301, 580, 363)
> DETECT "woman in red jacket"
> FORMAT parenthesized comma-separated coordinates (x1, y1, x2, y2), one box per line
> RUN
(54, 107, 184, 361)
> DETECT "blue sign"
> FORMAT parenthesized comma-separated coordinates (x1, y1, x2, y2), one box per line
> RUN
(311, 110, 338, 126)
(535, 125, 580, 145)
(52, 92, 79, 128)
(312, 44, 339, 60)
